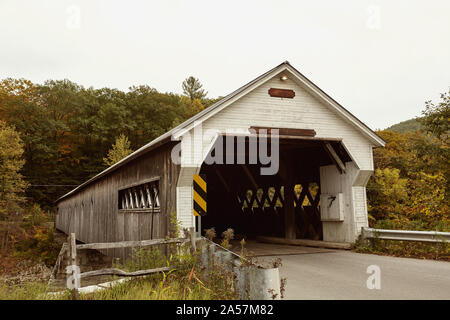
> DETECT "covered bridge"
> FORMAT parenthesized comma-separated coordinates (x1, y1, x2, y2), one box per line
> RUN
(55, 61, 385, 258)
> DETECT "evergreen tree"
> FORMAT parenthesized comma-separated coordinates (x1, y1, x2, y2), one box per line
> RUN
(182, 76, 207, 101)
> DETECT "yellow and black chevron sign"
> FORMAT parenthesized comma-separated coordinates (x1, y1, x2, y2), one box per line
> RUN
(193, 174, 206, 216)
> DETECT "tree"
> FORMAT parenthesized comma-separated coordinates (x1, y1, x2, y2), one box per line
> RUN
(0, 77, 217, 207)
(182, 76, 207, 101)
(368, 128, 449, 230)
(180, 95, 206, 118)
(367, 168, 408, 223)
(103, 134, 133, 166)
(126, 85, 186, 146)
(420, 89, 449, 142)
(0, 121, 27, 216)
(418, 90, 449, 199)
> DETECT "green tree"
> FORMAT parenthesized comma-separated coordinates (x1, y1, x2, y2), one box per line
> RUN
(0, 121, 27, 216)
(103, 134, 133, 166)
(418, 90, 449, 200)
(182, 76, 207, 101)
(420, 89, 449, 142)
(126, 85, 185, 146)
(0, 77, 217, 207)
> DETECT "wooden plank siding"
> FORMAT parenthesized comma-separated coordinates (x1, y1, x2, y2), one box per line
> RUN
(56, 142, 181, 260)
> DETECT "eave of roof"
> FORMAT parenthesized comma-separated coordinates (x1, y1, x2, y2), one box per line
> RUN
(56, 61, 385, 203)
(55, 135, 172, 203)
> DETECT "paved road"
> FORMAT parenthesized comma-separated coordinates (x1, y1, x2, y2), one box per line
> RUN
(267, 250, 450, 299)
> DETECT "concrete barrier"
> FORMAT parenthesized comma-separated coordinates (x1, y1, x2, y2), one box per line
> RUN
(201, 243, 215, 268)
(233, 263, 249, 299)
(200, 238, 282, 300)
(249, 266, 281, 300)
(221, 251, 233, 271)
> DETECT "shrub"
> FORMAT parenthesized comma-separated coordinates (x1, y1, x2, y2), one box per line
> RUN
(13, 226, 59, 267)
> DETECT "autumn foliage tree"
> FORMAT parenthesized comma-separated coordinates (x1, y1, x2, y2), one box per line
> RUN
(368, 91, 449, 231)
(0, 121, 27, 216)
(420, 89, 449, 142)
(0, 77, 214, 207)
(103, 134, 133, 166)
(0, 74, 447, 234)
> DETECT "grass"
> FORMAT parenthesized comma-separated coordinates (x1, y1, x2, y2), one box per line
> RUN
(354, 238, 450, 261)
(0, 241, 238, 300)
(354, 218, 450, 261)
(0, 270, 230, 300)
(89, 243, 238, 300)
(79, 270, 235, 300)
(1, 217, 239, 300)
(0, 281, 50, 300)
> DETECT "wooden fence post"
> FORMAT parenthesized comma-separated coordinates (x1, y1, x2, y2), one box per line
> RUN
(68, 233, 79, 300)
(189, 227, 196, 253)
(58, 236, 189, 293)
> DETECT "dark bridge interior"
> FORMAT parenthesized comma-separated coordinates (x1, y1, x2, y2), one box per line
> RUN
(199, 134, 352, 240)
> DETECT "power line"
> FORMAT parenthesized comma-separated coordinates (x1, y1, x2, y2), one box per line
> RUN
(28, 185, 78, 187)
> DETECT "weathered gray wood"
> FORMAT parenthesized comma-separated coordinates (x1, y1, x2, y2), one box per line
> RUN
(189, 227, 196, 252)
(79, 266, 171, 278)
(215, 169, 231, 193)
(69, 233, 77, 267)
(228, 132, 343, 142)
(116, 211, 125, 259)
(324, 142, 346, 174)
(55, 143, 180, 260)
(76, 237, 189, 250)
(140, 213, 152, 242)
(284, 182, 296, 239)
(278, 154, 296, 240)
(48, 243, 67, 286)
(118, 177, 161, 191)
(241, 164, 259, 189)
(257, 236, 352, 250)
(68, 233, 79, 299)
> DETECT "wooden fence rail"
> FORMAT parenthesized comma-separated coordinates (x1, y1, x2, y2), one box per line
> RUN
(66, 227, 196, 298)
(79, 267, 171, 279)
(76, 238, 189, 250)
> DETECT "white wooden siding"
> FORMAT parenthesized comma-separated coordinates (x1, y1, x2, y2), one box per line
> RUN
(198, 76, 375, 170)
(176, 166, 199, 229)
(353, 186, 369, 234)
(177, 72, 375, 235)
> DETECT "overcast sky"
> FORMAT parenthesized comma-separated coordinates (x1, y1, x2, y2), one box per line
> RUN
(1, 0, 449, 129)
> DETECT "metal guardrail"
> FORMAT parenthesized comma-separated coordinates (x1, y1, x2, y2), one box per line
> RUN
(361, 227, 450, 243)
(200, 237, 247, 263)
(199, 237, 282, 300)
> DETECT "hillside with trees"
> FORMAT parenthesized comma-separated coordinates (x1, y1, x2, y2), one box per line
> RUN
(369, 91, 449, 232)
(0, 76, 218, 275)
(0, 75, 448, 273)
(386, 118, 423, 133)
(0, 77, 217, 208)
(360, 90, 449, 260)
